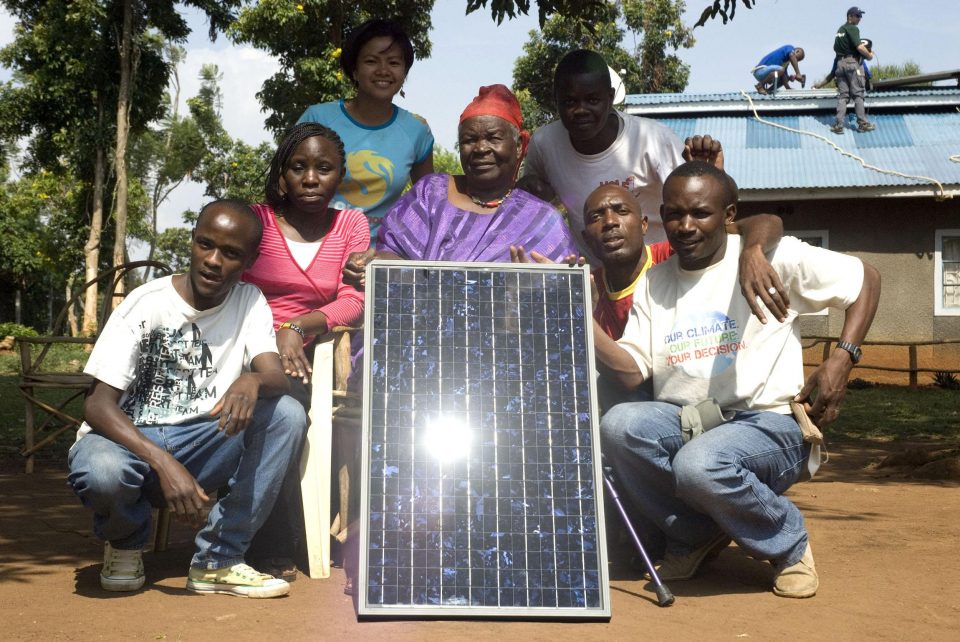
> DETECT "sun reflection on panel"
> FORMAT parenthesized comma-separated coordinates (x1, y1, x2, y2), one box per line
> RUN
(422, 415, 472, 462)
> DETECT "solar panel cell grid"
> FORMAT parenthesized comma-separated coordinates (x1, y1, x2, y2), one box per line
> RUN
(359, 262, 609, 618)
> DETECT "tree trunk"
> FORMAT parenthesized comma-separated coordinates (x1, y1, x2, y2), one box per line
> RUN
(82, 141, 105, 336)
(66, 273, 79, 337)
(111, 0, 134, 300)
(14, 287, 21, 325)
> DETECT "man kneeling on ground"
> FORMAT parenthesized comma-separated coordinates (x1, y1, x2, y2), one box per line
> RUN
(67, 199, 307, 598)
(594, 161, 880, 598)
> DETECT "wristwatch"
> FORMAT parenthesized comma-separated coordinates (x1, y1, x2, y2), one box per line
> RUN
(278, 321, 305, 339)
(836, 340, 862, 364)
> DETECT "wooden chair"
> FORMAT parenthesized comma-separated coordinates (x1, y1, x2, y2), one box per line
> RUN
(16, 260, 172, 472)
(299, 326, 361, 579)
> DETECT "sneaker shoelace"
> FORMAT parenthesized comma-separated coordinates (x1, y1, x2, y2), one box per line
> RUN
(106, 549, 142, 575)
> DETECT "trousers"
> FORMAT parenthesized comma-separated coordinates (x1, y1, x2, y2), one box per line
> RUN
(67, 395, 306, 569)
(600, 400, 810, 567)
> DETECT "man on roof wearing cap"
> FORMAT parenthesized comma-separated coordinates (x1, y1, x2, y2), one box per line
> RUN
(831, 6, 876, 134)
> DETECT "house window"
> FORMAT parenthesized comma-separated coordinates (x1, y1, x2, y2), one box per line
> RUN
(935, 229, 960, 316)
(787, 230, 829, 316)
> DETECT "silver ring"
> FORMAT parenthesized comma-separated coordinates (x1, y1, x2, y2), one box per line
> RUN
(767, 286, 777, 296)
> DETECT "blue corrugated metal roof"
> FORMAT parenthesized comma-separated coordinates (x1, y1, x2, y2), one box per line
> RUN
(624, 87, 960, 106)
(625, 91, 960, 191)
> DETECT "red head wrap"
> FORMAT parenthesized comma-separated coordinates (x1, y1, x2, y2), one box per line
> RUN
(458, 84, 531, 163)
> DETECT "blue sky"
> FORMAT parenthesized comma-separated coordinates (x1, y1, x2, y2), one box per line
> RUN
(3, 1, 960, 232)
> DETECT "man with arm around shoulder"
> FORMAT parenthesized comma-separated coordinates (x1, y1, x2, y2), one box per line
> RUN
(595, 161, 880, 598)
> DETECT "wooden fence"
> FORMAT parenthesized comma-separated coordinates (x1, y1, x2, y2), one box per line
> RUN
(802, 336, 960, 389)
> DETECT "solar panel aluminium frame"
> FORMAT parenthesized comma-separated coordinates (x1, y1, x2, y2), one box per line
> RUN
(357, 260, 610, 619)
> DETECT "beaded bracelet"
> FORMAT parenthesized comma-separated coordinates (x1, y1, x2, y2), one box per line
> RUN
(278, 321, 305, 339)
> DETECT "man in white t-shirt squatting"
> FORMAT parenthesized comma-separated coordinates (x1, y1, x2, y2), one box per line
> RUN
(67, 199, 306, 598)
(594, 161, 880, 598)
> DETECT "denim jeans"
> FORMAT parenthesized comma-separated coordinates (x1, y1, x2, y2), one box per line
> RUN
(67, 395, 306, 569)
(600, 401, 810, 567)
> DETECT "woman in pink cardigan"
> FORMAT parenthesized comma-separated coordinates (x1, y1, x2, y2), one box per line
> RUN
(242, 123, 368, 580)
(243, 122, 369, 400)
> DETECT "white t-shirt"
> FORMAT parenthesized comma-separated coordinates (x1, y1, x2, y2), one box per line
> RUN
(617, 235, 864, 414)
(76, 276, 278, 439)
(523, 112, 684, 263)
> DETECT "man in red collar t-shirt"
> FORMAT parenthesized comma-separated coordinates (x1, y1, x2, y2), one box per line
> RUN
(581, 185, 787, 341)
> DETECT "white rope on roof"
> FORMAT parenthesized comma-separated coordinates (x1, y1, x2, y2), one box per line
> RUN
(740, 90, 951, 201)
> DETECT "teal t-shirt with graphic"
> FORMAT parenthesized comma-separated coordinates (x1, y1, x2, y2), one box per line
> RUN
(298, 100, 434, 244)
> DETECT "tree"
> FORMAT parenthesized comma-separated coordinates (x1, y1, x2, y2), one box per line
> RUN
(0, 0, 242, 333)
(512, 1, 693, 127)
(466, 0, 756, 27)
(229, 0, 434, 137)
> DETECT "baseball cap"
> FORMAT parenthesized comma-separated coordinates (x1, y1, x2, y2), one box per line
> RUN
(847, 6, 865, 17)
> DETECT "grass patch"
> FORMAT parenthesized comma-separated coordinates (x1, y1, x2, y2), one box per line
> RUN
(830, 386, 960, 441)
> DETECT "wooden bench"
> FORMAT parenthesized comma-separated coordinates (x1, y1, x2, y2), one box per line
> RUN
(16, 260, 172, 472)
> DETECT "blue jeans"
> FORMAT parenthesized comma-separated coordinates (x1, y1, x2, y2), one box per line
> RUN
(600, 401, 810, 567)
(67, 396, 306, 569)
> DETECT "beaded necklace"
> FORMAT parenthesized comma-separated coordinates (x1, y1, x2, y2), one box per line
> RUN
(467, 188, 512, 209)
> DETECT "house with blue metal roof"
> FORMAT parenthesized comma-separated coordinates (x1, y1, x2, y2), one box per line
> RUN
(624, 87, 960, 380)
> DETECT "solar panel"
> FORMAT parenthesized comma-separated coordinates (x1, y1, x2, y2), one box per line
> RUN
(358, 261, 610, 619)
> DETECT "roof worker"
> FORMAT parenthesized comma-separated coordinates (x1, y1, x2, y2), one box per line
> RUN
(751, 45, 806, 95)
(816, 39, 873, 91)
(831, 7, 876, 134)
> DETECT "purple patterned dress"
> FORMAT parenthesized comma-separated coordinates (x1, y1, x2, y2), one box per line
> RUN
(377, 173, 577, 262)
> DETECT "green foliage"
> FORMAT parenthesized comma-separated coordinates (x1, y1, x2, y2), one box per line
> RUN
(871, 61, 925, 84)
(512, 1, 693, 127)
(230, 0, 435, 137)
(153, 226, 192, 272)
(0, 322, 38, 338)
(432, 145, 463, 175)
(692, 0, 756, 27)
(466, 0, 746, 29)
(933, 372, 960, 391)
(466, 0, 610, 26)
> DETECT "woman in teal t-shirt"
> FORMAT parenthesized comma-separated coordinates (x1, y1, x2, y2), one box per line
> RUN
(298, 19, 435, 245)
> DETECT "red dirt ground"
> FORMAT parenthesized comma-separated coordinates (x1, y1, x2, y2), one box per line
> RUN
(2, 441, 959, 642)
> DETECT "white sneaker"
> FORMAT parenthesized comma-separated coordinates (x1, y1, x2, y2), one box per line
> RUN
(186, 563, 290, 598)
(100, 542, 145, 591)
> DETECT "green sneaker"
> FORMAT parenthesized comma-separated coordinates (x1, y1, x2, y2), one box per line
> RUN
(187, 563, 289, 598)
(100, 542, 145, 592)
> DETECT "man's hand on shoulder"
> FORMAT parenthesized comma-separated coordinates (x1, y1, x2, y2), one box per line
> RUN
(682, 135, 724, 170)
(515, 174, 556, 204)
(739, 244, 789, 324)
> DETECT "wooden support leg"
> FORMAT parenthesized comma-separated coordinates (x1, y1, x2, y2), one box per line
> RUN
(300, 339, 333, 579)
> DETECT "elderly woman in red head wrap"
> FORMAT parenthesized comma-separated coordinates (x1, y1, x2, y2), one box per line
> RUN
(343, 84, 577, 281)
